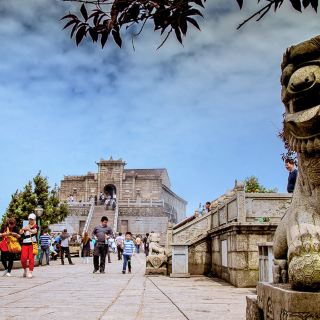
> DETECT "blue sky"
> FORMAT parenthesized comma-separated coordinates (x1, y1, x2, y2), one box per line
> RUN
(0, 0, 318, 217)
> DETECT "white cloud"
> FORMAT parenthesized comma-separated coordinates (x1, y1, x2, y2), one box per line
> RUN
(0, 0, 318, 215)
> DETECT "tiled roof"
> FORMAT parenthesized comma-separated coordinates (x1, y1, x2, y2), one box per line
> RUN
(124, 169, 167, 176)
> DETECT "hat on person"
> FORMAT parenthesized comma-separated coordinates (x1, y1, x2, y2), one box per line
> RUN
(28, 213, 36, 220)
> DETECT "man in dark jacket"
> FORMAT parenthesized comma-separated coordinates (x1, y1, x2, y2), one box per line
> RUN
(285, 159, 298, 193)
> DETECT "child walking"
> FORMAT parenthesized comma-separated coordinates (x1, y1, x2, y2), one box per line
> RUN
(122, 232, 135, 274)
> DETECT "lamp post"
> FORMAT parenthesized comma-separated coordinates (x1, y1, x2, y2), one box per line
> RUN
(35, 206, 44, 263)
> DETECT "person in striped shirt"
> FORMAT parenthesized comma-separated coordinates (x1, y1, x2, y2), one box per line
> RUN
(40, 229, 51, 266)
(122, 232, 135, 274)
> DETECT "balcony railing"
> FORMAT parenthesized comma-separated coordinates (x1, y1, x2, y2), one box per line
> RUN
(118, 199, 164, 207)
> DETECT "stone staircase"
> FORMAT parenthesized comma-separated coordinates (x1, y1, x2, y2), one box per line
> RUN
(87, 206, 115, 236)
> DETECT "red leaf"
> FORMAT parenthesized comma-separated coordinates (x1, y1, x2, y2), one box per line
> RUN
(61, 13, 78, 21)
(186, 17, 201, 30)
(76, 25, 86, 46)
(311, 0, 318, 11)
(179, 17, 188, 36)
(186, 8, 204, 17)
(80, 3, 88, 21)
(63, 20, 78, 30)
(190, 0, 205, 8)
(71, 22, 80, 38)
(101, 31, 109, 48)
(302, 0, 310, 7)
(289, 0, 302, 11)
(174, 27, 183, 44)
(112, 30, 122, 48)
(235, 0, 243, 9)
(88, 27, 98, 42)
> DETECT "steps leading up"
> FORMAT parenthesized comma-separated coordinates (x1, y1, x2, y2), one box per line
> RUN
(87, 206, 115, 236)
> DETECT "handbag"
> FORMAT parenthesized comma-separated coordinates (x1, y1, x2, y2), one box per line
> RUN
(30, 235, 38, 255)
(32, 242, 38, 256)
(7, 227, 21, 253)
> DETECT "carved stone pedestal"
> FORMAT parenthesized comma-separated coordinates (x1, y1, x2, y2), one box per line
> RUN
(145, 254, 168, 276)
(145, 267, 167, 276)
(246, 283, 320, 320)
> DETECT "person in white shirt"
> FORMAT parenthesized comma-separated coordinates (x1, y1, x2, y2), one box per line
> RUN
(115, 233, 124, 260)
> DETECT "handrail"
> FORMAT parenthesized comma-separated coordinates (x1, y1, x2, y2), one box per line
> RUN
(117, 199, 164, 207)
(66, 201, 91, 207)
(113, 202, 119, 233)
(83, 200, 94, 235)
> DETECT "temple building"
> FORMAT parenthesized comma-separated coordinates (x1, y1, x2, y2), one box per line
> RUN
(57, 156, 187, 236)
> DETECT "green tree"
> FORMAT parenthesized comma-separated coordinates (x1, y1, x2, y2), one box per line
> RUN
(2, 173, 69, 228)
(33, 172, 49, 208)
(245, 176, 277, 193)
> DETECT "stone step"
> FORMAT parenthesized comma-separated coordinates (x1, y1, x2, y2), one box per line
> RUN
(87, 206, 115, 236)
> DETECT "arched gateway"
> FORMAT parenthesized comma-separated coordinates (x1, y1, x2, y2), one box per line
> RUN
(104, 184, 116, 198)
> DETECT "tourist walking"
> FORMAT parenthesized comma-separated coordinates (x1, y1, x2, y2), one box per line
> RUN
(143, 233, 150, 257)
(285, 159, 298, 193)
(49, 236, 58, 260)
(122, 232, 135, 274)
(20, 213, 38, 278)
(81, 232, 91, 264)
(108, 236, 116, 253)
(92, 216, 113, 273)
(105, 236, 112, 264)
(116, 233, 124, 260)
(0, 218, 21, 277)
(135, 235, 141, 254)
(60, 229, 74, 265)
(39, 228, 51, 266)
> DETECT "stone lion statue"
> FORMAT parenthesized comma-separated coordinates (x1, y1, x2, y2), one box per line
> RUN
(145, 233, 167, 275)
(273, 35, 320, 291)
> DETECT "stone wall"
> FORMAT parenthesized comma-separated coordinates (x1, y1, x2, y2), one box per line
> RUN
(134, 177, 162, 201)
(189, 238, 211, 275)
(169, 182, 292, 287)
(211, 225, 277, 287)
(162, 185, 187, 223)
(119, 206, 169, 238)
(49, 204, 91, 234)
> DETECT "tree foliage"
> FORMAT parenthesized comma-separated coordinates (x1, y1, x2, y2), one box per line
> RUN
(245, 176, 277, 193)
(62, 0, 206, 49)
(61, 0, 318, 48)
(2, 172, 69, 228)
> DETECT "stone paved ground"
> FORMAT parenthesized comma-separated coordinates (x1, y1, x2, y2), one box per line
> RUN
(0, 254, 254, 320)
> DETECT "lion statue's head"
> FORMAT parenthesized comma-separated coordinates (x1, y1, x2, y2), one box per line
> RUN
(281, 36, 320, 154)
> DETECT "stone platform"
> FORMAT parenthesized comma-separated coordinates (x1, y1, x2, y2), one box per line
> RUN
(0, 254, 253, 319)
(246, 282, 320, 320)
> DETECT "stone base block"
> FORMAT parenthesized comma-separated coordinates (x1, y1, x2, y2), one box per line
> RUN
(170, 273, 190, 278)
(246, 295, 262, 320)
(145, 267, 167, 276)
(253, 282, 320, 319)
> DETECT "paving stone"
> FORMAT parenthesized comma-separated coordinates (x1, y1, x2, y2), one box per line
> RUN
(0, 253, 252, 320)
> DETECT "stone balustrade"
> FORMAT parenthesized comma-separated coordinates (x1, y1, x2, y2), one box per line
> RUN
(168, 181, 292, 287)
